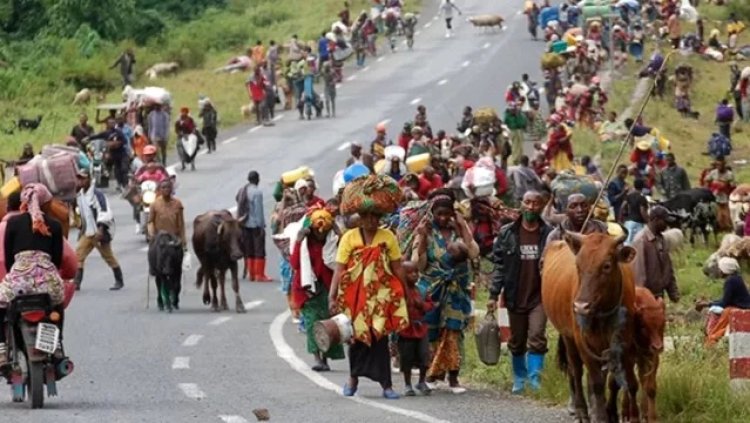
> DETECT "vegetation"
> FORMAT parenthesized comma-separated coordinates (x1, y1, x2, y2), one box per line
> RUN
(464, 4, 750, 422)
(0, 0, 418, 159)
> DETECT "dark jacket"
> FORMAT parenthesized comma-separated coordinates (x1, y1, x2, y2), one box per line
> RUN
(489, 218, 553, 310)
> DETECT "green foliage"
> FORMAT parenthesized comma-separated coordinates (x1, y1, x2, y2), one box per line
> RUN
(46, 0, 136, 41)
(135, 0, 226, 21)
(728, 0, 750, 21)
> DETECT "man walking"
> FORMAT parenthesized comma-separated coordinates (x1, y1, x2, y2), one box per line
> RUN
(148, 104, 170, 165)
(546, 193, 608, 243)
(504, 102, 528, 164)
(236, 171, 272, 282)
(111, 48, 136, 87)
(148, 180, 187, 308)
(631, 206, 680, 302)
(439, 0, 462, 38)
(488, 191, 552, 394)
(656, 153, 690, 200)
(74, 169, 122, 291)
(199, 98, 219, 153)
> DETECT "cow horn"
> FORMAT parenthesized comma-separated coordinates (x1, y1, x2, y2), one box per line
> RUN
(562, 228, 584, 244)
(614, 233, 626, 245)
(217, 222, 225, 236)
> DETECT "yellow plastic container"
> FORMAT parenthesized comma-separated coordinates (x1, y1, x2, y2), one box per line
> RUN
(281, 166, 313, 185)
(1, 176, 21, 199)
(406, 153, 430, 174)
(374, 159, 386, 174)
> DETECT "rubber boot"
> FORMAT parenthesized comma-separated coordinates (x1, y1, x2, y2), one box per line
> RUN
(246, 258, 256, 281)
(109, 267, 124, 291)
(511, 354, 527, 394)
(74, 269, 84, 291)
(255, 258, 273, 282)
(527, 353, 545, 391)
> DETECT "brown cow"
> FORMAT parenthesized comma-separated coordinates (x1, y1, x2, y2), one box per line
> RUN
(542, 232, 639, 423)
(625, 287, 666, 422)
(192, 210, 246, 313)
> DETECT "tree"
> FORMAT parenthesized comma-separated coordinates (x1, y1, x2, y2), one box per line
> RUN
(46, 0, 136, 41)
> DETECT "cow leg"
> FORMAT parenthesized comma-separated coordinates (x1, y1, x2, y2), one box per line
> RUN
(624, 356, 641, 423)
(587, 366, 608, 423)
(210, 273, 220, 312)
(607, 373, 621, 423)
(155, 276, 165, 311)
(198, 267, 211, 305)
(230, 261, 246, 313)
(159, 276, 172, 313)
(218, 270, 229, 311)
(641, 356, 658, 422)
(564, 338, 590, 423)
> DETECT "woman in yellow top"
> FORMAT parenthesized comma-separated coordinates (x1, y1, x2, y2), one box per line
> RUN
(329, 212, 408, 400)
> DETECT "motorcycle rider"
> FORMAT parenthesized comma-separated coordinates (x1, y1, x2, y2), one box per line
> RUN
(86, 117, 129, 192)
(134, 145, 169, 184)
(0, 184, 65, 365)
(175, 107, 202, 171)
(74, 169, 121, 291)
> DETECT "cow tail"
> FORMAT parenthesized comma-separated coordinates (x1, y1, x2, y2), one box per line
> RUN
(195, 267, 203, 289)
(557, 337, 568, 373)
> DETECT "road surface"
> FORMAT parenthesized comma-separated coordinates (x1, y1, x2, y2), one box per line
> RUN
(4, 1, 566, 421)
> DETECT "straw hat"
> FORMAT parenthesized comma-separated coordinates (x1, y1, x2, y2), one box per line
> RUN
(636, 139, 652, 151)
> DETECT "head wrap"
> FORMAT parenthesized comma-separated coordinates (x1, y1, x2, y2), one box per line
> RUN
(20, 183, 53, 236)
(719, 257, 740, 275)
(308, 206, 334, 233)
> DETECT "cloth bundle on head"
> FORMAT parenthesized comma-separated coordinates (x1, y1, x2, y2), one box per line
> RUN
(719, 257, 740, 275)
(21, 183, 53, 236)
(341, 174, 402, 215)
(308, 206, 334, 233)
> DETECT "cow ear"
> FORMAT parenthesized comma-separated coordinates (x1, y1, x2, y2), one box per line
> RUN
(617, 245, 636, 263)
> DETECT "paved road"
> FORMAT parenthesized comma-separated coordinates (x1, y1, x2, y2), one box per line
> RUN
(3, 1, 566, 422)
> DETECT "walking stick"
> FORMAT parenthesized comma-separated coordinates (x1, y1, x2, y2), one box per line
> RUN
(146, 274, 151, 309)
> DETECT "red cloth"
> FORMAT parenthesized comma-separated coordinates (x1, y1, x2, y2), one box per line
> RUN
(545, 127, 573, 160)
(417, 174, 444, 199)
(399, 287, 433, 339)
(398, 133, 411, 151)
(290, 238, 334, 309)
(495, 167, 509, 197)
(175, 117, 196, 135)
(246, 77, 267, 102)
(630, 149, 654, 168)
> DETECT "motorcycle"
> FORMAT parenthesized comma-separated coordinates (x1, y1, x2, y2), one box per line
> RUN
(137, 180, 158, 241)
(2, 293, 74, 409)
(86, 138, 109, 189)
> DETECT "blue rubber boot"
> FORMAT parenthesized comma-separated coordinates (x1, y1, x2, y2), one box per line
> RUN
(511, 354, 527, 394)
(527, 353, 545, 391)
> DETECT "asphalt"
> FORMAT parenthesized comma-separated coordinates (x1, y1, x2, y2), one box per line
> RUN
(2, 1, 569, 421)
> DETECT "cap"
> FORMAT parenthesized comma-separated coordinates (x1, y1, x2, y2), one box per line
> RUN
(649, 205, 677, 224)
(294, 178, 308, 191)
(375, 122, 387, 133)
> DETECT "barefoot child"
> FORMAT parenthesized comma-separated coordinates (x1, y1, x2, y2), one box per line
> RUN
(398, 261, 434, 396)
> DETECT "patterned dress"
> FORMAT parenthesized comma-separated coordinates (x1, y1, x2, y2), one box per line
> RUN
(0, 251, 64, 307)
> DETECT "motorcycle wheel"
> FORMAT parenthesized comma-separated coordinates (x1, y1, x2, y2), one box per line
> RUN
(28, 360, 44, 409)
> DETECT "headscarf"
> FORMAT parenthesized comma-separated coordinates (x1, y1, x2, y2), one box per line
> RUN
(20, 183, 53, 236)
(308, 206, 334, 233)
(719, 257, 740, 275)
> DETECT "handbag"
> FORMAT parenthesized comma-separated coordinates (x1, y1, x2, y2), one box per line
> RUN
(475, 310, 501, 366)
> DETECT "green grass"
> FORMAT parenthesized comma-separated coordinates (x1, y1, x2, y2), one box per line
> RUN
(464, 5, 750, 420)
(0, 0, 420, 161)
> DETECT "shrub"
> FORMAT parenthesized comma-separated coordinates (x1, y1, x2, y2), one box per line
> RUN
(164, 33, 207, 69)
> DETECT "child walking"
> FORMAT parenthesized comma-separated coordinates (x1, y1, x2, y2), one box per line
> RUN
(322, 62, 337, 118)
(398, 261, 433, 396)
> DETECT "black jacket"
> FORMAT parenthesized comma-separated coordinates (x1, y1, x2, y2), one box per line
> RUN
(489, 218, 552, 311)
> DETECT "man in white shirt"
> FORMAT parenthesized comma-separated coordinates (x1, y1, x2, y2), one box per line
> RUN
(439, 0, 462, 38)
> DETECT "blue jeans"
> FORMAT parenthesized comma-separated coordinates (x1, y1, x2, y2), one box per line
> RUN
(624, 221, 645, 246)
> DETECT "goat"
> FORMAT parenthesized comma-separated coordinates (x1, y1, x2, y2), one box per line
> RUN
(72, 88, 92, 105)
(16, 115, 42, 131)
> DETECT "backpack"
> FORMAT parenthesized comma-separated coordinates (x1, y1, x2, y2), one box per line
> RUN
(708, 133, 732, 158)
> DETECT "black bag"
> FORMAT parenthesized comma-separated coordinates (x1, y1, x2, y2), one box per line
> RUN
(475, 310, 501, 365)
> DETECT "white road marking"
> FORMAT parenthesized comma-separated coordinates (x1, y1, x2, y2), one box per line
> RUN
(228, 206, 238, 214)
(172, 357, 190, 370)
(377, 57, 385, 62)
(219, 416, 249, 423)
(209, 316, 233, 326)
(222, 136, 238, 145)
(516, 10, 522, 16)
(166, 164, 178, 173)
(462, 60, 471, 68)
(178, 383, 206, 400)
(337, 142, 351, 151)
(243, 300, 265, 310)
(247, 126, 262, 133)
(410, 97, 422, 105)
(273, 113, 284, 121)
(415, 30, 421, 36)
(433, 16, 438, 21)
(424, 22, 432, 28)
(363, 66, 370, 72)
(182, 334, 204, 347)
(378, 118, 391, 127)
(270, 311, 450, 423)
(346, 74, 357, 81)
(482, 42, 491, 49)
(139, 246, 149, 252)
(437, 79, 448, 86)
(335, 83, 342, 89)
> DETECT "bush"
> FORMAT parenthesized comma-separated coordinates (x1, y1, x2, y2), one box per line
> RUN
(164, 33, 207, 69)
(728, 1, 750, 21)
